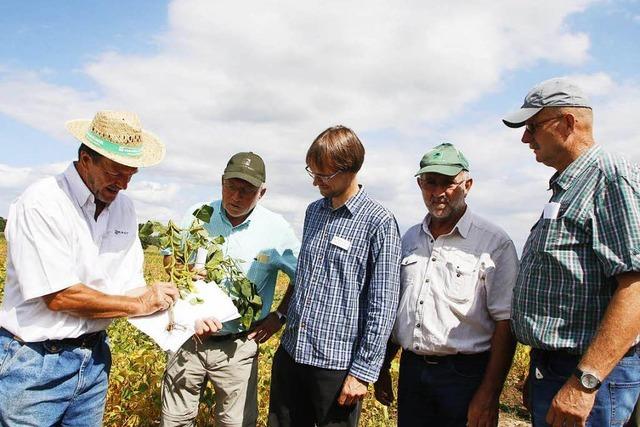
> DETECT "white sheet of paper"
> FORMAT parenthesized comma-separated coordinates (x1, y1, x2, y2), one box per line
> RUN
(543, 202, 561, 219)
(128, 280, 240, 352)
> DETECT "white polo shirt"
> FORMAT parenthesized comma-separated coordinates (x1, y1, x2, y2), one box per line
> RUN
(0, 163, 145, 341)
(392, 209, 519, 356)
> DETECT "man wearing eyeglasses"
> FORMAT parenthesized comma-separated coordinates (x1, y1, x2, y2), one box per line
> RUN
(161, 152, 300, 427)
(373, 143, 519, 427)
(503, 78, 640, 426)
(268, 125, 402, 427)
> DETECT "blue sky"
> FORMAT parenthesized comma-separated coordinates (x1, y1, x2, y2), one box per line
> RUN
(1, 0, 639, 250)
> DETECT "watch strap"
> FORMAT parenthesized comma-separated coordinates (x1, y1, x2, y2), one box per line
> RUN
(573, 367, 602, 390)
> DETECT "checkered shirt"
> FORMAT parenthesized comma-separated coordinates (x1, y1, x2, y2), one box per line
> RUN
(281, 187, 401, 383)
(512, 145, 640, 353)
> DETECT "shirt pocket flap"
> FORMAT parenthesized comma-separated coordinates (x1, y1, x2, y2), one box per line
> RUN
(401, 254, 419, 266)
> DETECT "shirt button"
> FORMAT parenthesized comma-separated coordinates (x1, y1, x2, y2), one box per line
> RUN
(416, 324, 420, 328)
(414, 345, 419, 350)
(431, 257, 436, 262)
(430, 239, 434, 243)
(456, 273, 461, 277)
(425, 278, 430, 283)
(301, 322, 306, 329)
(419, 300, 424, 305)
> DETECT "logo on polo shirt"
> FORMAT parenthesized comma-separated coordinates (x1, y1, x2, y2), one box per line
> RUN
(114, 229, 129, 236)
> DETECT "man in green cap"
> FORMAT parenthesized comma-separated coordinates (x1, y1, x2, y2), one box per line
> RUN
(374, 143, 519, 427)
(160, 152, 300, 427)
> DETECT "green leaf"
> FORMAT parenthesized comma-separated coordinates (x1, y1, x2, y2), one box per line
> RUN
(192, 204, 214, 223)
(239, 280, 252, 299)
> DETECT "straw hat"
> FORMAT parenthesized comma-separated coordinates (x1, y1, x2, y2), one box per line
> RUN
(66, 110, 165, 167)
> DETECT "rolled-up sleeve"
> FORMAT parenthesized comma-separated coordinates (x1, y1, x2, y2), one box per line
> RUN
(593, 174, 640, 276)
(349, 215, 402, 383)
(485, 239, 519, 321)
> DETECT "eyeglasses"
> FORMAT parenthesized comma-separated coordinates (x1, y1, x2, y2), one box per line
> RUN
(222, 180, 260, 197)
(418, 177, 467, 192)
(305, 166, 342, 183)
(91, 158, 137, 181)
(525, 115, 564, 134)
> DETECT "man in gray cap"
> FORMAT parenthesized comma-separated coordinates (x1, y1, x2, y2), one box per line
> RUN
(374, 143, 519, 427)
(161, 152, 300, 427)
(504, 78, 640, 426)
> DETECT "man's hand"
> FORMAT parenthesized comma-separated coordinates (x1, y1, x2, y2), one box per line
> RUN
(337, 374, 368, 406)
(545, 375, 597, 427)
(134, 282, 179, 316)
(467, 386, 499, 427)
(521, 373, 531, 412)
(373, 368, 394, 406)
(194, 317, 222, 337)
(247, 312, 284, 343)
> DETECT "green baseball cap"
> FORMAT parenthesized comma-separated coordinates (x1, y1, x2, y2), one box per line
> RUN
(223, 152, 266, 187)
(415, 143, 470, 177)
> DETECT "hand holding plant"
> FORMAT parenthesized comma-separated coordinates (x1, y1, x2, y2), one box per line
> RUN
(139, 205, 262, 330)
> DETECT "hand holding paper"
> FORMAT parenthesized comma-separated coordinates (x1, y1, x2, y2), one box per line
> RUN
(128, 280, 240, 352)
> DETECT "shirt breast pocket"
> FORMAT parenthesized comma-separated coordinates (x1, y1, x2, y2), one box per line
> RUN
(443, 257, 478, 303)
(400, 254, 420, 290)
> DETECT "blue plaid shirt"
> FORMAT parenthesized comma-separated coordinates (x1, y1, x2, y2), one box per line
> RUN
(281, 187, 401, 383)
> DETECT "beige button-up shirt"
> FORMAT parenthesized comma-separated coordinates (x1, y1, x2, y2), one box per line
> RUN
(392, 209, 519, 356)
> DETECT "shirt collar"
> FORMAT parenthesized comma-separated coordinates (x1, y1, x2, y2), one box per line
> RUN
(63, 162, 95, 209)
(549, 145, 601, 191)
(421, 207, 472, 239)
(218, 202, 258, 229)
(321, 185, 367, 216)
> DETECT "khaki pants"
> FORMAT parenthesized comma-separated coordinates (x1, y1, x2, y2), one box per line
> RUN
(161, 335, 259, 427)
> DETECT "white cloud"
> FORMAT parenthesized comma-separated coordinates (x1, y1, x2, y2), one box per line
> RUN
(127, 181, 180, 205)
(566, 72, 615, 96)
(6, 0, 640, 253)
(0, 162, 67, 218)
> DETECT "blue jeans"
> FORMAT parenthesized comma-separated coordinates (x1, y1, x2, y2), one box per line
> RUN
(397, 350, 489, 427)
(528, 348, 640, 426)
(0, 328, 111, 427)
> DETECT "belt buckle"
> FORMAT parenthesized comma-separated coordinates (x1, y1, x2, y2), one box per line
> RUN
(422, 355, 440, 365)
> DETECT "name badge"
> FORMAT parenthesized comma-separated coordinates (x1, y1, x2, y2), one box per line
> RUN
(330, 235, 352, 251)
(543, 202, 561, 219)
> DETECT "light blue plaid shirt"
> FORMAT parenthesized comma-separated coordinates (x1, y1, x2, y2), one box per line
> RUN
(281, 187, 401, 383)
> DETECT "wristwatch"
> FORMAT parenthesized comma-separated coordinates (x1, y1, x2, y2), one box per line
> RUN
(275, 310, 287, 324)
(573, 368, 602, 391)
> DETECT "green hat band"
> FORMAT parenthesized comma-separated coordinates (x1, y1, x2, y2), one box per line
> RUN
(85, 131, 142, 158)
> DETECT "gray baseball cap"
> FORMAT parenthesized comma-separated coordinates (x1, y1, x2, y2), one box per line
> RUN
(223, 152, 266, 187)
(502, 78, 592, 128)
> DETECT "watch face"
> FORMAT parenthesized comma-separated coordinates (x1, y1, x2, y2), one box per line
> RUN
(582, 373, 600, 389)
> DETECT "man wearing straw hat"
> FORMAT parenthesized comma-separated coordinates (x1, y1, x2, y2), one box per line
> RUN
(503, 78, 640, 426)
(0, 111, 179, 426)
